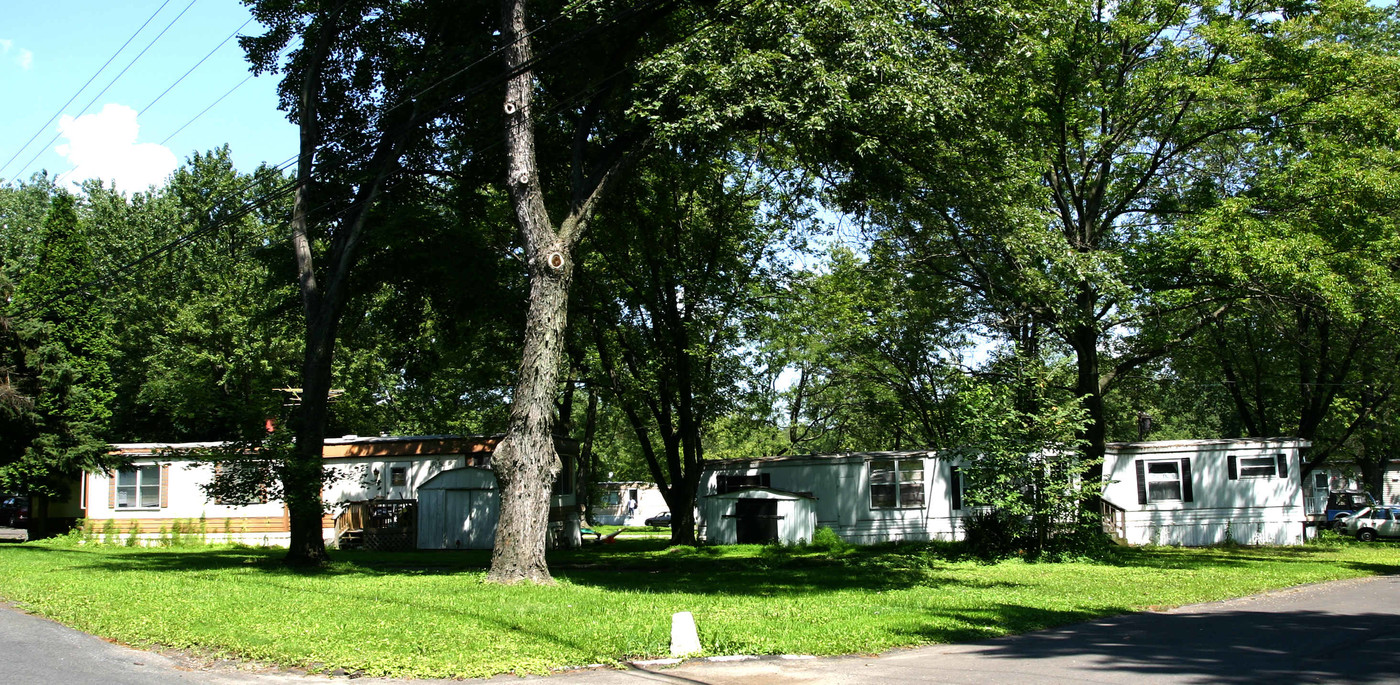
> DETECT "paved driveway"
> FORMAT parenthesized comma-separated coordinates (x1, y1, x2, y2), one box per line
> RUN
(2, 575, 1399, 684)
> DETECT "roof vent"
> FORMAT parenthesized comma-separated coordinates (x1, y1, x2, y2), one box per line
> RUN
(341, 434, 358, 440)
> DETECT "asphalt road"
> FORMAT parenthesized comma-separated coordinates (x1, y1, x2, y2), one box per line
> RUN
(2, 575, 1399, 684)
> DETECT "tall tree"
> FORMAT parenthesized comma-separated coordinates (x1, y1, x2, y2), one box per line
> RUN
(581, 147, 802, 544)
(773, 0, 1400, 480)
(0, 193, 118, 498)
(486, 0, 702, 582)
(242, 0, 484, 565)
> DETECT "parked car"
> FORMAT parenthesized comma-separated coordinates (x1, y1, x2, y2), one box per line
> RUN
(0, 495, 29, 528)
(1345, 506, 1400, 542)
(644, 512, 671, 527)
(1327, 490, 1378, 532)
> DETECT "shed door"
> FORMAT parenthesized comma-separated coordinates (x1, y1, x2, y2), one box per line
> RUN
(735, 499, 779, 544)
(444, 489, 498, 549)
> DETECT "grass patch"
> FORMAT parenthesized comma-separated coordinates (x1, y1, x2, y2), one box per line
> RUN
(586, 524, 671, 536)
(0, 538, 1396, 678)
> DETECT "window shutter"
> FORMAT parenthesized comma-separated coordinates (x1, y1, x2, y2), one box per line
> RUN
(1136, 460, 1147, 505)
(1228, 455, 1238, 480)
(1276, 453, 1288, 478)
(950, 467, 962, 510)
(1181, 458, 1194, 502)
(159, 464, 170, 508)
(108, 471, 116, 509)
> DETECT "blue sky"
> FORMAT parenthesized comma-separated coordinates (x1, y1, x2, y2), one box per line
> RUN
(0, 0, 297, 193)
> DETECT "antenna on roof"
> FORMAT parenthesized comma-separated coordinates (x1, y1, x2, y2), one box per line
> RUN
(275, 387, 346, 407)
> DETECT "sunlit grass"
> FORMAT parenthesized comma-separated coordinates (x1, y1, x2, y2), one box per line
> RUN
(0, 537, 1395, 678)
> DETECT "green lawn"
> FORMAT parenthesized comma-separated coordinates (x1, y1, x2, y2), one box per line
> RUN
(0, 536, 1395, 678)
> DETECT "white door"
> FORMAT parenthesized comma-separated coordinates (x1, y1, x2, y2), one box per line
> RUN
(442, 489, 473, 548)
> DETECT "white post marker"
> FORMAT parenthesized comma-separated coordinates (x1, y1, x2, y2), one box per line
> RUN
(670, 611, 702, 657)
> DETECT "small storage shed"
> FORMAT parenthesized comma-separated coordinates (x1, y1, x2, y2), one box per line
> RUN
(701, 488, 816, 545)
(416, 467, 499, 550)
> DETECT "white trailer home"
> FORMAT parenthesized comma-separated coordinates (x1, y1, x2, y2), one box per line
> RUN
(1086, 438, 1309, 546)
(699, 439, 1312, 547)
(86, 434, 582, 549)
(590, 481, 669, 526)
(698, 450, 964, 545)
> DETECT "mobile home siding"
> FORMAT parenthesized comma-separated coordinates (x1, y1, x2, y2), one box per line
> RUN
(1101, 439, 1308, 546)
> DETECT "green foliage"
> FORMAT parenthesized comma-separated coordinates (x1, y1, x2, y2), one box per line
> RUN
(806, 525, 853, 555)
(960, 509, 1027, 561)
(0, 192, 122, 496)
(105, 149, 297, 443)
(951, 364, 1097, 556)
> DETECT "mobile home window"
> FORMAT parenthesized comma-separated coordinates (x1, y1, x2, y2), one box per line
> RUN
(1146, 461, 1183, 502)
(870, 458, 925, 509)
(116, 465, 161, 509)
(717, 473, 770, 494)
(389, 466, 408, 487)
(1237, 456, 1276, 478)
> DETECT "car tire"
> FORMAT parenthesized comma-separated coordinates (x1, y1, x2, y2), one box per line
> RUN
(1358, 528, 1378, 542)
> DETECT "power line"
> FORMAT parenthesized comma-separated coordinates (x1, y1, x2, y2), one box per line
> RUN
(0, 0, 176, 179)
(5, 0, 201, 186)
(141, 19, 254, 115)
(11, 0, 752, 317)
(160, 76, 254, 147)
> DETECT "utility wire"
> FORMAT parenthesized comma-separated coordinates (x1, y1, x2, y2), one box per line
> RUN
(0, 0, 176, 179)
(160, 40, 302, 147)
(10, 0, 750, 318)
(142, 19, 254, 115)
(5, 0, 201, 186)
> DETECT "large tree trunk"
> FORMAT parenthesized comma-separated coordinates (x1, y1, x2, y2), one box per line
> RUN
(662, 468, 700, 545)
(489, 0, 637, 582)
(284, 298, 335, 566)
(1071, 317, 1107, 482)
(488, 261, 570, 583)
(281, 11, 337, 568)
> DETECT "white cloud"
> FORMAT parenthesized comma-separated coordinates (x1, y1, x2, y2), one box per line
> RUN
(0, 39, 30, 69)
(55, 104, 178, 194)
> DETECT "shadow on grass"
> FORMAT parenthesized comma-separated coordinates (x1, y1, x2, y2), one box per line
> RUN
(9, 537, 1400, 596)
(1, 540, 993, 595)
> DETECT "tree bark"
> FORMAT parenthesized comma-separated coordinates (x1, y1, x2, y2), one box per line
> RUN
(487, 257, 570, 583)
(489, 0, 640, 581)
(282, 14, 337, 565)
(284, 294, 336, 565)
(489, 0, 570, 583)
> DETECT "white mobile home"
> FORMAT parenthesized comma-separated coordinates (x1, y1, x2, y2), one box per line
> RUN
(1100, 439, 1310, 546)
(86, 434, 581, 549)
(590, 481, 669, 526)
(698, 450, 963, 545)
(699, 439, 1312, 547)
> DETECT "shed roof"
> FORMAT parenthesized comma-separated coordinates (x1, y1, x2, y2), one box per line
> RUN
(419, 466, 497, 490)
(704, 486, 817, 500)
